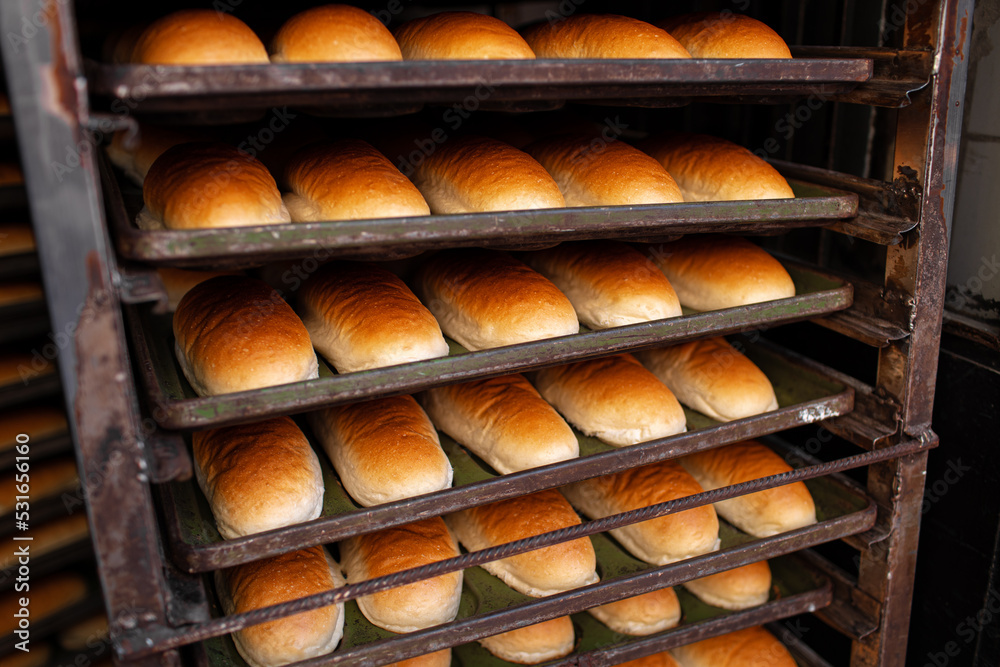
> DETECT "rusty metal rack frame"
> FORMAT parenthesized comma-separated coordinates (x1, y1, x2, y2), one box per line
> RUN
(0, 0, 971, 665)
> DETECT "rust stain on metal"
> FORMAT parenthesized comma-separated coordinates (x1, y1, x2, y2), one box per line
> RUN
(957, 13, 968, 60)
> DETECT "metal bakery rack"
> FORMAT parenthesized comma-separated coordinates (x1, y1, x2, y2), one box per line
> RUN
(0, 0, 971, 665)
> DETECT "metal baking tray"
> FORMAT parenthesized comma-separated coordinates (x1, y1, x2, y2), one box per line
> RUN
(103, 151, 858, 268)
(193, 553, 829, 667)
(158, 338, 852, 573)
(85, 58, 872, 117)
(184, 471, 865, 667)
(126, 263, 853, 431)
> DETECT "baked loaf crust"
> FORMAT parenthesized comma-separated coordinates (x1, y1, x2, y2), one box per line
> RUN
(524, 135, 683, 206)
(383, 649, 452, 667)
(414, 249, 578, 350)
(447, 489, 598, 597)
(659, 13, 792, 59)
(0, 405, 68, 451)
(616, 652, 681, 667)
(131, 10, 269, 65)
(522, 15, 691, 59)
(531, 354, 686, 446)
(678, 441, 817, 537)
(192, 416, 324, 539)
(521, 240, 682, 330)
(670, 625, 797, 666)
(646, 236, 795, 311)
(681, 559, 772, 610)
(141, 142, 290, 230)
(283, 140, 429, 221)
(636, 337, 778, 422)
(394, 12, 536, 60)
(479, 617, 575, 664)
(107, 125, 200, 186)
(562, 460, 720, 565)
(297, 261, 448, 373)
(587, 586, 681, 635)
(420, 373, 578, 474)
(642, 133, 794, 201)
(271, 5, 403, 63)
(339, 517, 462, 633)
(216, 546, 345, 667)
(410, 136, 565, 214)
(308, 395, 452, 507)
(173, 276, 319, 395)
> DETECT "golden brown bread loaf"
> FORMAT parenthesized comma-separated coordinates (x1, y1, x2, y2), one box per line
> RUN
(0, 573, 88, 635)
(297, 261, 448, 373)
(670, 625, 797, 666)
(0, 163, 24, 186)
(271, 5, 403, 63)
(130, 10, 268, 65)
(681, 560, 772, 610)
(413, 249, 578, 351)
(641, 133, 794, 202)
(107, 125, 201, 186)
(420, 373, 578, 474)
(339, 517, 463, 633)
(587, 586, 681, 635)
(0, 405, 68, 451)
(0, 282, 43, 307)
(0, 456, 78, 515)
(531, 354, 686, 446)
(646, 236, 795, 311)
(562, 460, 719, 565)
(157, 267, 245, 311)
(0, 513, 89, 570)
(678, 441, 817, 537)
(308, 395, 452, 507)
(636, 337, 778, 422)
(173, 276, 319, 395)
(216, 546, 345, 667)
(192, 417, 324, 539)
(394, 12, 536, 60)
(0, 350, 53, 386)
(0, 222, 35, 256)
(447, 489, 598, 597)
(617, 651, 682, 667)
(524, 135, 683, 207)
(659, 13, 792, 59)
(383, 649, 452, 667)
(140, 142, 290, 230)
(409, 136, 565, 214)
(282, 140, 429, 222)
(58, 612, 108, 651)
(522, 14, 691, 59)
(521, 240, 682, 330)
(479, 617, 575, 664)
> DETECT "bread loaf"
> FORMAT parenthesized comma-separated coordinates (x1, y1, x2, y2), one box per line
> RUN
(641, 133, 794, 202)
(521, 240, 682, 329)
(192, 417, 324, 539)
(0, 513, 89, 570)
(282, 140, 429, 222)
(409, 136, 565, 214)
(587, 586, 681, 635)
(670, 626, 796, 666)
(524, 135, 683, 207)
(298, 261, 448, 373)
(340, 517, 463, 633)
(562, 460, 719, 565)
(420, 373, 578, 474)
(531, 354, 686, 446)
(383, 649, 452, 667)
(157, 267, 244, 311)
(0, 405, 68, 451)
(0, 456, 78, 515)
(0, 350, 52, 386)
(413, 248, 578, 351)
(635, 337, 778, 422)
(0, 222, 35, 256)
(308, 395, 452, 507)
(271, 5, 403, 63)
(58, 612, 108, 651)
(646, 236, 795, 311)
(173, 276, 319, 395)
(479, 617, 575, 664)
(522, 15, 691, 59)
(659, 13, 792, 59)
(681, 560, 772, 610)
(678, 441, 816, 537)
(141, 142, 290, 230)
(394, 12, 536, 60)
(447, 489, 598, 597)
(0, 573, 87, 635)
(130, 10, 269, 65)
(107, 125, 200, 186)
(0, 282, 43, 307)
(617, 652, 681, 667)
(216, 546, 345, 667)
